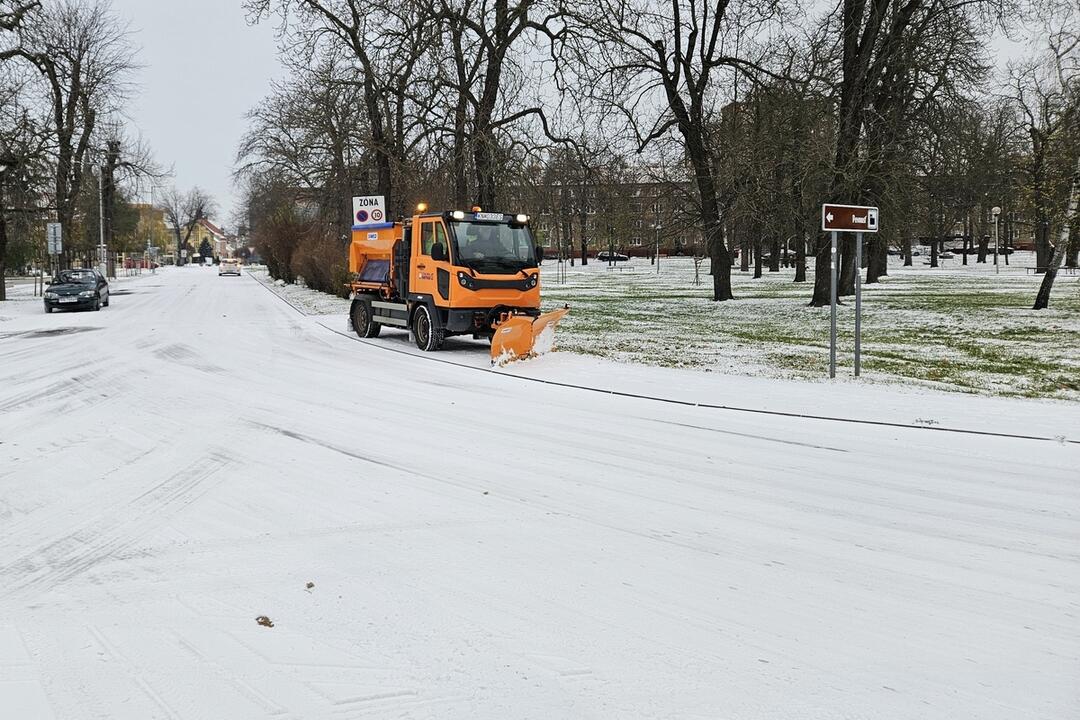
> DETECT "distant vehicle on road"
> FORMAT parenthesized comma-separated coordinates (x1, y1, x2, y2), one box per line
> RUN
(219, 259, 241, 276)
(43, 268, 109, 313)
(596, 251, 630, 262)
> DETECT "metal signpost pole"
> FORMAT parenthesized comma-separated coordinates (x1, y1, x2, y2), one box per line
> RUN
(855, 231, 863, 377)
(830, 230, 838, 379)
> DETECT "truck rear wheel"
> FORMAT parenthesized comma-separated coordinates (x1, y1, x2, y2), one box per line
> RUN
(351, 299, 381, 339)
(412, 305, 444, 351)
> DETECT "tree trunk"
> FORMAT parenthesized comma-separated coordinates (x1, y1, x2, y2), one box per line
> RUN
(977, 234, 988, 263)
(866, 235, 884, 283)
(1067, 226, 1078, 268)
(930, 233, 939, 268)
(739, 235, 749, 272)
(1034, 160, 1079, 309)
(769, 237, 780, 272)
(1034, 222, 1052, 273)
(794, 232, 806, 282)
(839, 234, 855, 296)
(753, 238, 763, 278)
(811, 233, 832, 304)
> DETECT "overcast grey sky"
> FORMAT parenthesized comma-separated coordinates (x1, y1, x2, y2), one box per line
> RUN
(111, 0, 284, 227)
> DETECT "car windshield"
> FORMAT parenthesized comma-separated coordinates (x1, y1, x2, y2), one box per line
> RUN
(56, 269, 96, 285)
(450, 220, 536, 272)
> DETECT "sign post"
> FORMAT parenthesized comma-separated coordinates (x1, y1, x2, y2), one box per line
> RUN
(830, 231, 838, 378)
(822, 204, 879, 379)
(854, 232, 863, 377)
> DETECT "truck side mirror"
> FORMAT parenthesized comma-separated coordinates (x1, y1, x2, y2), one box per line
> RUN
(431, 242, 447, 262)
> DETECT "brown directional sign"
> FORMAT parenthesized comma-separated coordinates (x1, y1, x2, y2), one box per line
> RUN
(822, 204, 879, 233)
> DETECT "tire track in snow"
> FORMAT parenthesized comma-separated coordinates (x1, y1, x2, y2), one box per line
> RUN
(0, 453, 233, 599)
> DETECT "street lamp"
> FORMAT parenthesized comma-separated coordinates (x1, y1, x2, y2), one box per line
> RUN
(93, 165, 106, 274)
(991, 206, 1001, 274)
(654, 223, 661, 275)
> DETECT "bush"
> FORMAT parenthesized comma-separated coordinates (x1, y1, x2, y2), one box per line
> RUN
(290, 229, 349, 298)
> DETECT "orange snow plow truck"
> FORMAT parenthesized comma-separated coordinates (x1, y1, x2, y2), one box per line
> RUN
(347, 204, 567, 363)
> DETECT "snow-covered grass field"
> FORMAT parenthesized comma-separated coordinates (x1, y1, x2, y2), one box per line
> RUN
(1, 265, 1078, 719)
(539, 253, 1080, 400)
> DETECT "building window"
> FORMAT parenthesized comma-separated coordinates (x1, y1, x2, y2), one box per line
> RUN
(631, 237, 642, 246)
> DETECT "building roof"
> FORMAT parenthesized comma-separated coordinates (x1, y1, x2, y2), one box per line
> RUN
(198, 218, 226, 238)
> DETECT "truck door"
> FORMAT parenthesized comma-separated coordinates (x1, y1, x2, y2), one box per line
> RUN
(411, 218, 452, 306)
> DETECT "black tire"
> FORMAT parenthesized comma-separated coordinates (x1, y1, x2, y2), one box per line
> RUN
(350, 299, 381, 339)
(412, 304, 444, 351)
(45, 306, 53, 314)
(94, 298, 101, 311)
(103, 295, 109, 307)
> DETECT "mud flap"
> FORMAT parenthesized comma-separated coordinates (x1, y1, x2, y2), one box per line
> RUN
(490, 307, 569, 365)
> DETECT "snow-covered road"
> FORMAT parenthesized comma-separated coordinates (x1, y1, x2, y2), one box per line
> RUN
(1, 267, 1077, 719)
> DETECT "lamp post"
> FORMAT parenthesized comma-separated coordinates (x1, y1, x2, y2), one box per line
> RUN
(654, 223, 661, 275)
(991, 206, 1001, 274)
(93, 165, 106, 274)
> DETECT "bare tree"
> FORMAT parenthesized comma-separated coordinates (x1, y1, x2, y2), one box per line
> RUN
(1029, 0, 1079, 306)
(808, 0, 1005, 305)
(564, 0, 785, 301)
(236, 53, 368, 230)
(247, 0, 433, 217)
(160, 186, 215, 266)
(7, 0, 136, 264)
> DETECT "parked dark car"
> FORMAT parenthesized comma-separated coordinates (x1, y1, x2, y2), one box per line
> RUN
(596, 251, 631, 262)
(44, 268, 110, 313)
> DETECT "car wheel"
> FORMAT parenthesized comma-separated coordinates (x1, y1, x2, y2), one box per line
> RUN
(94, 298, 101, 311)
(412, 305, 444, 351)
(45, 306, 53, 314)
(103, 295, 109, 307)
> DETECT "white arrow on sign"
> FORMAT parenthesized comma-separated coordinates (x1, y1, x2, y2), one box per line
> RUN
(826, 213, 834, 222)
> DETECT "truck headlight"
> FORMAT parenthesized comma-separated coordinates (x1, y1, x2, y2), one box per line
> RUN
(527, 274, 538, 288)
(457, 271, 476, 290)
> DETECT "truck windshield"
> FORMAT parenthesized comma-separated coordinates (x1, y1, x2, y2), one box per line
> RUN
(450, 221, 537, 272)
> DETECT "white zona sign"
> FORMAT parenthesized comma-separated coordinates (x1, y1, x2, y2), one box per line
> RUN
(352, 195, 387, 226)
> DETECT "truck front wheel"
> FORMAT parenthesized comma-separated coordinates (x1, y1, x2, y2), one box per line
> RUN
(351, 299, 381, 339)
(412, 305, 444, 351)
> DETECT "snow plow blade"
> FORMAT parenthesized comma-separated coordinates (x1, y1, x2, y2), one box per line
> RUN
(490, 307, 569, 365)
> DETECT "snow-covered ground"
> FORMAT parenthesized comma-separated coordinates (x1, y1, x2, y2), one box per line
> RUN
(1, 264, 1078, 719)
(539, 253, 1080, 400)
